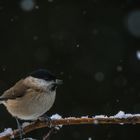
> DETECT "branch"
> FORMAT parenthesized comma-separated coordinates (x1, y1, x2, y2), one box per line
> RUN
(1, 111, 140, 140)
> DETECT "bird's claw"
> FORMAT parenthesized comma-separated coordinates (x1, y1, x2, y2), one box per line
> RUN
(38, 116, 52, 128)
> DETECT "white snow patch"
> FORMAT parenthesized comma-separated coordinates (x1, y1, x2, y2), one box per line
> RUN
(51, 114, 63, 128)
(93, 111, 140, 119)
(54, 126, 62, 130)
(81, 116, 88, 118)
(66, 117, 76, 119)
(0, 128, 13, 138)
(113, 111, 125, 118)
(95, 115, 107, 118)
(51, 114, 62, 120)
(110, 111, 140, 119)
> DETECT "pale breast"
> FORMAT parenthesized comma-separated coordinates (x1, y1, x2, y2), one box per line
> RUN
(4, 90, 56, 120)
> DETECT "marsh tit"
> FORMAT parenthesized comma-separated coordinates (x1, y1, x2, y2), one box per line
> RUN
(0, 69, 62, 120)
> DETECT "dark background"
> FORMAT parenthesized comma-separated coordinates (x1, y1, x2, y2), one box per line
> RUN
(0, 0, 140, 139)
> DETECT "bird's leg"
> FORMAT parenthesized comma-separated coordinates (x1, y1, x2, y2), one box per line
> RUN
(38, 114, 52, 128)
(15, 117, 24, 140)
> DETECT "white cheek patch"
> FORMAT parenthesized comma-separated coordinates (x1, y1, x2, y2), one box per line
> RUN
(24, 76, 54, 89)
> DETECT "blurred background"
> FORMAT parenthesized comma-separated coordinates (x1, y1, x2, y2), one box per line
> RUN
(0, 0, 140, 139)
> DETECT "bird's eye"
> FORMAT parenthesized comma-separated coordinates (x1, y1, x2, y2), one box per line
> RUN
(50, 84, 57, 91)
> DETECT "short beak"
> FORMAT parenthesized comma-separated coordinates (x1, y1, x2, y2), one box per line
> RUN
(55, 79, 63, 85)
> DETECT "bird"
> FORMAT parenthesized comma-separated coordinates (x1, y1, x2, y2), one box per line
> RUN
(0, 69, 62, 121)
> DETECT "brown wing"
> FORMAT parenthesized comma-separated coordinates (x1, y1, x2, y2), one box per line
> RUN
(0, 79, 30, 100)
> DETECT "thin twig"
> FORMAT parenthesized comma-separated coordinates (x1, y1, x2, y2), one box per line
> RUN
(43, 127, 58, 140)
(1, 112, 140, 140)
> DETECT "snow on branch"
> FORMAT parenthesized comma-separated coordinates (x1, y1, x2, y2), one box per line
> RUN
(1, 111, 140, 140)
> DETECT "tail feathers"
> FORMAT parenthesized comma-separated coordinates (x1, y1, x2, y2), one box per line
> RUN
(0, 98, 5, 104)
(0, 97, 9, 101)
(0, 97, 17, 103)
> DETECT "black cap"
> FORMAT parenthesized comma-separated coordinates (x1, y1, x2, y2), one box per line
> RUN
(29, 69, 56, 81)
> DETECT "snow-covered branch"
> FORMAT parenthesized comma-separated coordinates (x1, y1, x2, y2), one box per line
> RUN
(1, 111, 140, 140)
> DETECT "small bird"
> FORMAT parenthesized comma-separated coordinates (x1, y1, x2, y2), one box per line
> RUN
(0, 69, 62, 120)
